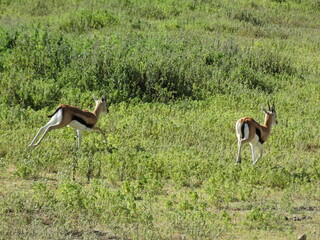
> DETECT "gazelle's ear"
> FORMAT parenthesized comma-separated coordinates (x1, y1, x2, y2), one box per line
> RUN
(93, 95, 98, 101)
(262, 106, 268, 114)
(101, 95, 106, 102)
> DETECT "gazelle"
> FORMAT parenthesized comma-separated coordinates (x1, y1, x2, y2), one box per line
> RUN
(28, 95, 107, 149)
(236, 104, 278, 165)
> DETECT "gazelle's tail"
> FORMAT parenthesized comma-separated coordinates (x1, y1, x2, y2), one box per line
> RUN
(48, 107, 62, 118)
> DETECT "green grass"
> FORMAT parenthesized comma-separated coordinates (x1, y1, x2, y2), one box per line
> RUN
(0, 0, 319, 239)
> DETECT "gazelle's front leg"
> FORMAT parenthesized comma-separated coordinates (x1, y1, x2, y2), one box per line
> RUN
(249, 143, 257, 164)
(253, 143, 263, 165)
(91, 126, 107, 143)
(76, 129, 82, 149)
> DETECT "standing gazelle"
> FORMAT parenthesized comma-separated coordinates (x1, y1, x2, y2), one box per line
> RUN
(28, 95, 107, 149)
(236, 104, 278, 165)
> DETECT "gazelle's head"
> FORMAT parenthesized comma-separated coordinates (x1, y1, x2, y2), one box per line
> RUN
(93, 95, 108, 114)
(262, 103, 278, 126)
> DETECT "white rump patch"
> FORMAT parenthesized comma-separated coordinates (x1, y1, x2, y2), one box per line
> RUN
(48, 108, 63, 126)
(243, 123, 249, 140)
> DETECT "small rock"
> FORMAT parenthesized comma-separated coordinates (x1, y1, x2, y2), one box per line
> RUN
(298, 233, 307, 240)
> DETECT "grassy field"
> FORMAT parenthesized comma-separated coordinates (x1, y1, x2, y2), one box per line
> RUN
(0, 0, 319, 239)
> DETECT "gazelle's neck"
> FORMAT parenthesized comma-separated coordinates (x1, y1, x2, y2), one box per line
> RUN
(263, 114, 273, 134)
(93, 104, 102, 119)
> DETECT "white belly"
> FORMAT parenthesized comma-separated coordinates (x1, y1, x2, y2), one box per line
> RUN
(68, 120, 89, 131)
(251, 134, 260, 145)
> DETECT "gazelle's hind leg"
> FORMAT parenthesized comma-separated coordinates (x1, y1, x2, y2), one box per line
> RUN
(236, 140, 243, 163)
(253, 143, 263, 165)
(28, 109, 64, 147)
(235, 121, 249, 164)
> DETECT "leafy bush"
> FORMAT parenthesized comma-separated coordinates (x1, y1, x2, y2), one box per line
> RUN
(244, 207, 288, 231)
(0, 20, 298, 108)
(59, 9, 118, 33)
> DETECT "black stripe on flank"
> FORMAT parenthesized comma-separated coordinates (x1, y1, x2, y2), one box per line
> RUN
(72, 115, 94, 128)
(256, 128, 264, 144)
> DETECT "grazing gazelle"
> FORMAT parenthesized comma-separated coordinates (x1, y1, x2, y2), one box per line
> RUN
(28, 95, 107, 149)
(236, 104, 278, 165)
